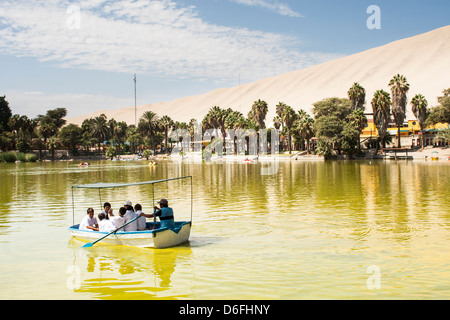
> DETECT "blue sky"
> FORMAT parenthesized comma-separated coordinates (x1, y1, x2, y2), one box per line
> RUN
(1, 0, 449, 119)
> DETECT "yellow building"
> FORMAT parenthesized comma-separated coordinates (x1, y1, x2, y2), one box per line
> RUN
(360, 117, 448, 148)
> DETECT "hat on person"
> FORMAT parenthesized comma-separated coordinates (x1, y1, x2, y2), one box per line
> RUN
(124, 200, 132, 206)
(158, 199, 168, 206)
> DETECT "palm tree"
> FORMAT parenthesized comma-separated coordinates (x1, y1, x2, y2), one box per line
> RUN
(159, 115, 174, 153)
(371, 89, 392, 151)
(138, 111, 160, 154)
(275, 102, 287, 149)
(296, 110, 315, 154)
(203, 106, 228, 137)
(348, 82, 366, 111)
(188, 118, 198, 137)
(114, 121, 128, 155)
(248, 99, 268, 130)
(348, 108, 368, 150)
(410, 94, 428, 149)
(273, 116, 281, 131)
(280, 105, 297, 154)
(91, 114, 109, 152)
(389, 74, 410, 148)
(47, 137, 58, 161)
(8, 114, 21, 147)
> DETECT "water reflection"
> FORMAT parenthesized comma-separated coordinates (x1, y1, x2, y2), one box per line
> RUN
(68, 239, 193, 299)
(1, 159, 450, 299)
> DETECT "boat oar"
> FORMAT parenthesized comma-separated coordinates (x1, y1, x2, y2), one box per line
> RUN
(81, 215, 140, 248)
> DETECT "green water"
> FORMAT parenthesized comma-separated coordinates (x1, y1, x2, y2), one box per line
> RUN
(0, 159, 449, 299)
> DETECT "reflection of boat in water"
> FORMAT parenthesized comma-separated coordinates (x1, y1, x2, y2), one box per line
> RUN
(69, 177, 193, 249)
(67, 238, 193, 298)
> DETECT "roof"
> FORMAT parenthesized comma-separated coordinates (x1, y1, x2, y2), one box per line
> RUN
(72, 176, 192, 189)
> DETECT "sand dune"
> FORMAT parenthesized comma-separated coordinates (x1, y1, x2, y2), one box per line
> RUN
(67, 25, 450, 126)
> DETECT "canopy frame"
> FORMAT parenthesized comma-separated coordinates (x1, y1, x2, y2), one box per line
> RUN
(71, 176, 193, 226)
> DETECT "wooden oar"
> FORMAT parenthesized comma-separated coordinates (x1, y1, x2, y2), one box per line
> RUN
(82, 215, 140, 248)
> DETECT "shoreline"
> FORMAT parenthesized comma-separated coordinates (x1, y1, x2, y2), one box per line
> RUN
(3, 146, 449, 163)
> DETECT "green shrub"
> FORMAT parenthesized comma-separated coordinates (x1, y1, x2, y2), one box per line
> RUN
(16, 152, 26, 162)
(0, 151, 17, 163)
(25, 153, 38, 162)
(0, 152, 38, 163)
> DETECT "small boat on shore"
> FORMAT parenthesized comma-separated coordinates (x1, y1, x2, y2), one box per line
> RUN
(69, 176, 193, 249)
(431, 151, 439, 161)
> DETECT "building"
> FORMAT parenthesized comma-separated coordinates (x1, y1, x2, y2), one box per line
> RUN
(360, 114, 448, 148)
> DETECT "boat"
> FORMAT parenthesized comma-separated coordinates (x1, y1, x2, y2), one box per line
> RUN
(431, 151, 439, 161)
(69, 176, 193, 249)
(78, 162, 90, 167)
(243, 158, 252, 163)
(148, 160, 158, 166)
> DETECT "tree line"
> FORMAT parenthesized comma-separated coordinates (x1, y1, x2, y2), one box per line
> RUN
(0, 75, 448, 161)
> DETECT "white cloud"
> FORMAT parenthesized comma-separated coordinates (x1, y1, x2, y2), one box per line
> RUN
(0, 0, 333, 84)
(5, 89, 133, 118)
(229, 0, 303, 18)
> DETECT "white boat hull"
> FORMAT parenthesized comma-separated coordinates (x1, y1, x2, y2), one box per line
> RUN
(69, 221, 191, 249)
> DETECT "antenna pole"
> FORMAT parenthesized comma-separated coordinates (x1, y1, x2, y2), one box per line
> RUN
(134, 74, 137, 127)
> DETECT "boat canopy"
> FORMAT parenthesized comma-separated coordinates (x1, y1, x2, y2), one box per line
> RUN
(70, 176, 193, 225)
(72, 176, 191, 189)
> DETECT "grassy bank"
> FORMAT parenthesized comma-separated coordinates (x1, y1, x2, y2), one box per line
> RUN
(0, 152, 38, 163)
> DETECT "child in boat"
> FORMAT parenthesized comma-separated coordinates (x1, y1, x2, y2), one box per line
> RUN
(101, 202, 114, 219)
(110, 207, 126, 230)
(98, 212, 116, 232)
(123, 200, 138, 232)
(79, 208, 99, 231)
(135, 203, 147, 231)
(139, 199, 175, 229)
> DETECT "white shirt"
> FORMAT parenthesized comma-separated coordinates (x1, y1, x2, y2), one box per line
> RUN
(110, 216, 125, 230)
(98, 219, 116, 232)
(79, 215, 98, 230)
(136, 210, 147, 231)
(123, 210, 138, 232)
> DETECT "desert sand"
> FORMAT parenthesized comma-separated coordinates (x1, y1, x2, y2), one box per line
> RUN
(67, 25, 450, 127)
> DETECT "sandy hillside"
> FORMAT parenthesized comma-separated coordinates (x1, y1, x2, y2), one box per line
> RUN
(67, 25, 450, 126)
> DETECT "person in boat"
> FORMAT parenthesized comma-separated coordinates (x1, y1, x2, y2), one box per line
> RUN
(123, 200, 138, 231)
(101, 202, 113, 219)
(98, 212, 116, 232)
(79, 208, 99, 231)
(139, 198, 175, 229)
(109, 206, 126, 230)
(134, 203, 147, 231)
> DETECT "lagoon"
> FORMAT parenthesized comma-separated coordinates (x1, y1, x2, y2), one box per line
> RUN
(0, 159, 449, 299)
